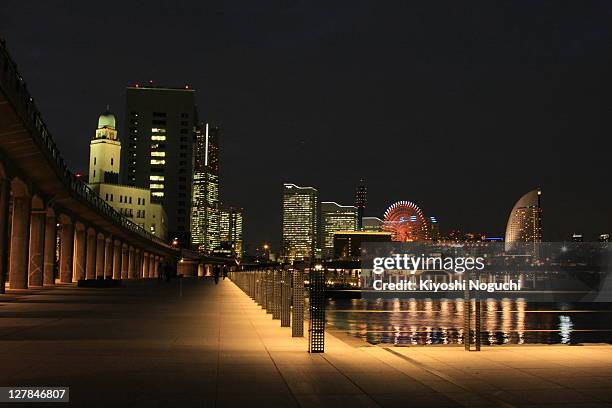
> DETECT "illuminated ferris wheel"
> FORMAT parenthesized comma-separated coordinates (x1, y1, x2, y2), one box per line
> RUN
(382, 201, 430, 242)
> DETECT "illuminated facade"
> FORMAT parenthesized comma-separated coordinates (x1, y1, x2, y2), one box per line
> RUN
(282, 183, 317, 262)
(220, 206, 243, 258)
(88, 108, 167, 239)
(191, 123, 220, 252)
(89, 108, 121, 184)
(362, 216, 383, 232)
(320, 202, 357, 258)
(123, 84, 197, 245)
(505, 189, 542, 249)
(382, 201, 429, 242)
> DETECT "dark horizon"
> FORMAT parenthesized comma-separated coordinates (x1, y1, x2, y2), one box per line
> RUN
(3, 1, 612, 251)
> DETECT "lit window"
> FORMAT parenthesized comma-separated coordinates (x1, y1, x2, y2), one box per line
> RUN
(151, 151, 166, 157)
(150, 183, 164, 189)
(149, 175, 165, 181)
(150, 159, 166, 165)
(152, 192, 164, 197)
(151, 135, 166, 141)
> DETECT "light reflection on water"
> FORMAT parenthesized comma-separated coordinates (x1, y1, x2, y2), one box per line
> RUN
(326, 298, 612, 345)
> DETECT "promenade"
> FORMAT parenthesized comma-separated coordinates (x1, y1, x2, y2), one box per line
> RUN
(1, 278, 612, 407)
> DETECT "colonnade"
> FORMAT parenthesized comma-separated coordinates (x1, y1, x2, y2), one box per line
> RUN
(0, 170, 165, 293)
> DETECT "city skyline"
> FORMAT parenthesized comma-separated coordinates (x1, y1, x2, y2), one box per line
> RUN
(3, 2, 612, 250)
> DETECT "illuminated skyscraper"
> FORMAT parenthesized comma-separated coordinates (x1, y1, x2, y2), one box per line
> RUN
(123, 84, 197, 245)
(355, 178, 367, 230)
(282, 183, 318, 262)
(191, 123, 220, 252)
(220, 206, 243, 258)
(504, 189, 542, 250)
(320, 202, 357, 259)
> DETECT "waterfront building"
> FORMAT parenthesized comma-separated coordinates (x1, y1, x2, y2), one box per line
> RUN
(191, 123, 220, 252)
(122, 83, 197, 246)
(333, 231, 393, 260)
(362, 216, 383, 232)
(321, 202, 357, 259)
(282, 183, 318, 262)
(88, 108, 167, 239)
(504, 189, 542, 250)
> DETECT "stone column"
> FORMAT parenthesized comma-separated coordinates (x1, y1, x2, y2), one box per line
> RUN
(0, 175, 10, 293)
(142, 252, 149, 278)
(58, 215, 74, 283)
(73, 223, 86, 281)
(95, 233, 105, 278)
(128, 246, 135, 279)
(112, 240, 121, 280)
(28, 207, 46, 287)
(154, 256, 160, 278)
(9, 195, 31, 289)
(43, 208, 57, 285)
(134, 249, 141, 279)
(148, 255, 156, 278)
(121, 244, 129, 279)
(104, 237, 113, 279)
(85, 228, 96, 280)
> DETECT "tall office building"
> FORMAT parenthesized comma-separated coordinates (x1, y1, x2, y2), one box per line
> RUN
(320, 202, 357, 259)
(191, 123, 220, 252)
(505, 189, 542, 251)
(355, 178, 367, 230)
(220, 206, 243, 258)
(123, 84, 197, 246)
(282, 183, 318, 262)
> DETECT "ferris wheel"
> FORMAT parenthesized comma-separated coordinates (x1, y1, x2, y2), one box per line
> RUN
(382, 201, 430, 242)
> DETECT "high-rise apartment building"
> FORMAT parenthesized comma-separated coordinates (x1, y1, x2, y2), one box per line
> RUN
(320, 202, 357, 259)
(122, 84, 197, 245)
(282, 183, 318, 262)
(220, 206, 243, 258)
(191, 123, 220, 252)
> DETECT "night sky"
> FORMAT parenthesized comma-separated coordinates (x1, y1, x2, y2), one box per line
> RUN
(2, 1, 612, 251)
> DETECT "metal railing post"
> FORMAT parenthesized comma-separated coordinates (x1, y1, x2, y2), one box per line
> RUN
(266, 269, 273, 314)
(281, 268, 291, 327)
(292, 268, 304, 337)
(272, 269, 281, 319)
(464, 275, 471, 351)
(308, 266, 325, 353)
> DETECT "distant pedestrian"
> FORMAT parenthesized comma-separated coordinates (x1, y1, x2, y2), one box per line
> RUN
(213, 266, 220, 284)
(222, 266, 227, 280)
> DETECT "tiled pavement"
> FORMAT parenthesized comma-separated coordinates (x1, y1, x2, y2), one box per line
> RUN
(1, 278, 612, 407)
